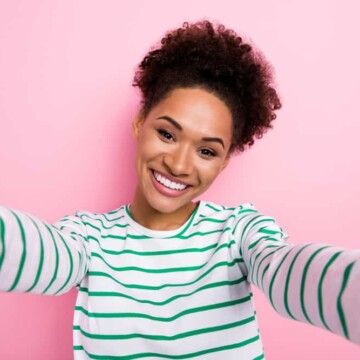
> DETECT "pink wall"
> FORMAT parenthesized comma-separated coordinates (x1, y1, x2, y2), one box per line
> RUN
(1, 1, 359, 358)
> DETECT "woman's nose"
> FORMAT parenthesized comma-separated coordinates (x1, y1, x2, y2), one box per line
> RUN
(163, 146, 193, 176)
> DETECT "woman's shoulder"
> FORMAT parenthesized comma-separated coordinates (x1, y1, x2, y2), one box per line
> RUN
(198, 200, 258, 217)
(192, 200, 261, 226)
(197, 200, 289, 240)
(73, 204, 128, 226)
(197, 200, 284, 228)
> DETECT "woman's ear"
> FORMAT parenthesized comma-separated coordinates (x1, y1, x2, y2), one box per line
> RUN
(132, 114, 145, 139)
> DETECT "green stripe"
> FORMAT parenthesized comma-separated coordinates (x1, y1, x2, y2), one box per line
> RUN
(100, 213, 125, 223)
(78, 277, 245, 305)
(89, 233, 151, 240)
(53, 231, 77, 295)
(244, 219, 278, 241)
(8, 210, 27, 291)
(235, 214, 262, 238)
(337, 261, 355, 339)
(250, 245, 287, 289)
(219, 204, 231, 210)
(88, 229, 230, 241)
(268, 247, 293, 309)
(83, 220, 129, 233)
(0, 217, 5, 271)
(84, 217, 229, 242)
(192, 213, 238, 227)
(173, 203, 200, 237)
(253, 354, 265, 360)
(66, 231, 90, 290)
(237, 208, 257, 215)
(81, 213, 125, 224)
(82, 214, 126, 228)
(237, 215, 270, 239)
(73, 317, 255, 340)
(107, 207, 122, 215)
(258, 227, 280, 235)
(74, 296, 251, 321)
(90, 242, 239, 273)
(91, 252, 214, 273)
(59, 230, 88, 243)
(73, 252, 82, 289)
(88, 239, 236, 257)
(25, 218, 45, 292)
(171, 227, 231, 240)
(283, 244, 312, 320)
(248, 235, 279, 251)
(125, 205, 135, 220)
(261, 264, 270, 292)
(41, 224, 60, 293)
(318, 251, 342, 330)
(300, 246, 329, 324)
(58, 217, 83, 226)
(74, 335, 260, 359)
(248, 235, 266, 253)
(205, 203, 222, 212)
(88, 258, 242, 289)
(249, 240, 283, 271)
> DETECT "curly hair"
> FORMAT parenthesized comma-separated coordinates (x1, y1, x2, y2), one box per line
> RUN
(133, 20, 281, 153)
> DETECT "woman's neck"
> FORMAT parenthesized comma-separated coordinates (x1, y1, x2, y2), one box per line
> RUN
(130, 189, 198, 231)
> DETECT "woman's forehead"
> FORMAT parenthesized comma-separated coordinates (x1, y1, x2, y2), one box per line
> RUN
(147, 88, 233, 141)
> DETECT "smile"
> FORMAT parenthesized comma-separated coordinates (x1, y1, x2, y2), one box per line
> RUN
(152, 170, 189, 191)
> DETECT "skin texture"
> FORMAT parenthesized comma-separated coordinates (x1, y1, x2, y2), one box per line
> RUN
(130, 87, 233, 230)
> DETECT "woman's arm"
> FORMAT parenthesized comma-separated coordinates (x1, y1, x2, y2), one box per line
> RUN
(235, 210, 360, 345)
(0, 205, 91, 295)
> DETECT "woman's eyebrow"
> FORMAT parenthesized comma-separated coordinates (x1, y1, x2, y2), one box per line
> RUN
(156, 116, 182, 130)
(156, 115, 225, 149)
(202, 137, 224, 149)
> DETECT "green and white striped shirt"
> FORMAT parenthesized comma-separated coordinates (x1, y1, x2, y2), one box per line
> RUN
(0, 201, 359, 359)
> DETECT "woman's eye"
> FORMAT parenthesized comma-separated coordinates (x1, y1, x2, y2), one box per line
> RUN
(200, 148, 216, 158)
(157, 129, 174, 141)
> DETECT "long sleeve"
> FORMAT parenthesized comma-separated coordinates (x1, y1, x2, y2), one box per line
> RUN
(0, 206, 91, 296)
(236, 210, 360, 346)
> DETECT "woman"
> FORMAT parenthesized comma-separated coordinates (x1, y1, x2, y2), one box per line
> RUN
(0, 21, 359, 359)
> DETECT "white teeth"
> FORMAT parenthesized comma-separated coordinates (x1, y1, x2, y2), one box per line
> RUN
(153, 171, 187, 191)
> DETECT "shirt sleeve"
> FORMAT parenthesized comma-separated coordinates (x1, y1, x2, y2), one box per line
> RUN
(0, 205, 91, 296)
(235, 207, 360, 346)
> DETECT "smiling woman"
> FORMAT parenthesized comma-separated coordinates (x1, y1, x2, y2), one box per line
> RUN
(0, 20, 360, 360)
(131, 88, 232, 227)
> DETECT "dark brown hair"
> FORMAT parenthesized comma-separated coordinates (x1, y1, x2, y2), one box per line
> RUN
(133, 20, 281, 153)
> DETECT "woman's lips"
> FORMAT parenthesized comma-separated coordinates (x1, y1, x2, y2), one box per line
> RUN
(150, 169, 191, 197)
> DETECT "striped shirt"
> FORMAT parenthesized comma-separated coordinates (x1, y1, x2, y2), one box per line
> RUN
(0, 201, 359, 359)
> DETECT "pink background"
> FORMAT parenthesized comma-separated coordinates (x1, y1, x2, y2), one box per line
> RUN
(0, 1, 359, 359)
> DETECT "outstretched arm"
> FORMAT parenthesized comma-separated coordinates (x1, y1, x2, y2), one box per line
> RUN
(0, 206, 91, 295)
(235, 208, 360, 345)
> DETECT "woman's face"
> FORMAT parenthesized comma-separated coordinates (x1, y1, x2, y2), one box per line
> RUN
(133, 87, 233, 214)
